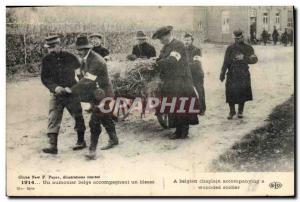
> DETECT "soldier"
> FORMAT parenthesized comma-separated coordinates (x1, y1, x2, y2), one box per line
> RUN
(281, 28, 289, 46)
(183, 33, 206, 115)
(261, 29, 269, 46)
(128, 31, 156, 60)
(219, 30, 258, 119)
(41, 35, 86, 154)
(152, 26, 199, 139)
(288, 28, 294, 46)
(89, 33, 110, 61)
(272, 26, 279, 45)
(71, 35, 118, 160)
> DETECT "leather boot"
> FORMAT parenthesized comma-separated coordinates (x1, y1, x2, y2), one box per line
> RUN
(169, 127, 181, 139)
(101, 131, 119, 150)
(180, 125, 189, 139)
(73, 131, 87, 150)
(42, 133, 58, 154)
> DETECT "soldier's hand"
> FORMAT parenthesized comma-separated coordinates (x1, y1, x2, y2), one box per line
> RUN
(219, 75, 225, 82)
(65, 87, 72, 94)
(55, 86, 67, 95)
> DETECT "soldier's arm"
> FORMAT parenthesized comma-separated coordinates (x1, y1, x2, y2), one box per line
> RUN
(41, 57, 59, 93)
(156, 44, 184, 71)
(220, 47, 231, 81)
(245, 46, 258, 64)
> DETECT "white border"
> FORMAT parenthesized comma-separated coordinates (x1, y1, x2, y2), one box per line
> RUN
(1, 1, 299, 201)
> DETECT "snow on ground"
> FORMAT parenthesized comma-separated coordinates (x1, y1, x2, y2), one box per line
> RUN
(6, 44, 294, 182)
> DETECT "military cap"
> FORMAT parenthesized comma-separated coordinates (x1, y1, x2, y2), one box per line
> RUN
(75, 34, 93, 50)
(44, 35, 60, 48)
(89, 33, 103, 39)
(184, 32, 193, 38)
(152, 26, 173, 39)
(233, 29, 244, 38)
(135, 31, 147, 39)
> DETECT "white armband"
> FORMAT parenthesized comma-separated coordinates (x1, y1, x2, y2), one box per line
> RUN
(75, 68, 81, 75)
(193, 55, 201, 62)
(84, 72, 97, 81)
(170, 51, 181, 61)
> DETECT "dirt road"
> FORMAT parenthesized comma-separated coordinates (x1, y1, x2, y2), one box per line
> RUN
(7, 45, 294, 180)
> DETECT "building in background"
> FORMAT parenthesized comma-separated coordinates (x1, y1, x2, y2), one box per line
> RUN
(193, 6, 294, 43)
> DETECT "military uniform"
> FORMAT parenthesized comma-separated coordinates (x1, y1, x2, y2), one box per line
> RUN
(155, 38, 199, 137)
(185, 44, 206, 114)
(41, 50, 86, 153)
(220, 37, 258, 118)
(261, 30, 269, 45)
(132, 42, 156, 59)
(272, 28, 279, 45)
(92, 45, 110, 58)
(71, 49, 117, 153)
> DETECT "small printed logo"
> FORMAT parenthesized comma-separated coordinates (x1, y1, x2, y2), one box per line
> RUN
(269, 182, 283, 189)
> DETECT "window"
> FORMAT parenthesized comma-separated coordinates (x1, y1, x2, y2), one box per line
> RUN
(198, 21, 203, 31)
(263, 12, 269, 30)
(287, 10, 293, 27)
(221, 11, 230, 33)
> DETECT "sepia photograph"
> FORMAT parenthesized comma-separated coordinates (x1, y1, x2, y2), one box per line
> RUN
(6, 5, 295, 196)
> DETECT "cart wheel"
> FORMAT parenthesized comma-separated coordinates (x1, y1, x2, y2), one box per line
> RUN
(156, 114, 170, 129)
(116, 99, 132, 121)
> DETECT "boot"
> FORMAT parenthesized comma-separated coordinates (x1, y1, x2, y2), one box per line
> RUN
(85, 149, 97, 160)
(169, 127, 181, 139)
(101, 132, 119, 150)
(180, 125, 189, 139)
(227, 111, 236, 120)
(237, 112, 243, 119)
(73, 131, 87, 150)
(42, 133, 58, 154)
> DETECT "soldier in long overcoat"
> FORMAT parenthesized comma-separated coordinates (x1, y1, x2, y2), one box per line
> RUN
(219, 30, 258, 119)
(281, 28, 289, 46)
(272, 26, 279, 45)
(71, 35, 117, 160)
(184, 32, 206, 115)
(152, 26, 199, 139)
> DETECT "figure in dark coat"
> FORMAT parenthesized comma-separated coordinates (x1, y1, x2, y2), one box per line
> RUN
(261, 29, 269, 46)
(71, 35, 117, 160)
(272, 26, 279, 45)
(89, 33, 110, 60)
(128, 31, 156, 60)
(220, 30, 258, 119)
(41, 35, 86, 154)
(281, 28, 289, 46)
(288, 29, 294, 46)
(153, 26, 199, 139)
(184, 33, 206, 115)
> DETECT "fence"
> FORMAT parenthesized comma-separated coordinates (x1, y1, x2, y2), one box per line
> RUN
(6, 23, 205, 68)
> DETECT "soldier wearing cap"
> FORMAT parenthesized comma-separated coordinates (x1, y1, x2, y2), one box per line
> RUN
(41, 35, 86, 154)
(89, 33, 110, 60)
(128, 31, 156, 60)
(71, 34, 117, 160)
(183, 32, 206, 115)
(152, 26, 199, 139)
(219, 29, 258, 119)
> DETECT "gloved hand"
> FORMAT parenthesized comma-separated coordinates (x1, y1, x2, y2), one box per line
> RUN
(54, 86, 67, 95)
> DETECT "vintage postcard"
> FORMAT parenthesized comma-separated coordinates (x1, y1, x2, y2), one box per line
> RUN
(6, 6, 295, 196)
